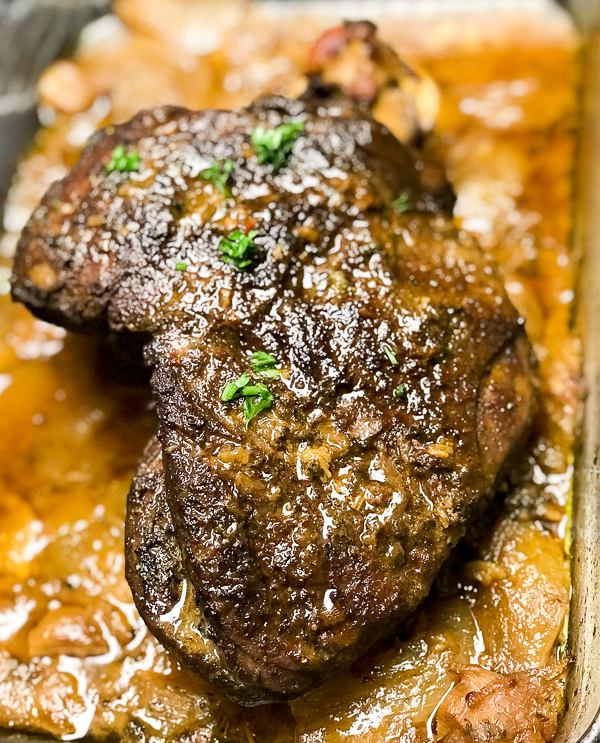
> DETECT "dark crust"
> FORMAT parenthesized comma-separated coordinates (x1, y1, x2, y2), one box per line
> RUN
(125, 438, 284, 705)
(11, 97, 453, 335)
(12, 95, 536, 704)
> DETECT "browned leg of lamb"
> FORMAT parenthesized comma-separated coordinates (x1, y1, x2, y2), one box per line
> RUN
(11, 89, 536, 705)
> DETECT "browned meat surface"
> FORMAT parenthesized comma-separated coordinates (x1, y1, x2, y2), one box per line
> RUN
(11, 95, 536, 705)
(126, 437, 285, 705)
(308, 21, 440, 143)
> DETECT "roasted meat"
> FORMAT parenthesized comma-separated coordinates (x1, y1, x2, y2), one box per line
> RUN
(11, 95, 536, 705)
(126, 437, 287, 705)
(308, 20, 440, 143)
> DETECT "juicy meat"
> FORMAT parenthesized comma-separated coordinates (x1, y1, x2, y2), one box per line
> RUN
(126, 437, 270, 703)
(11, 96, 536, 704)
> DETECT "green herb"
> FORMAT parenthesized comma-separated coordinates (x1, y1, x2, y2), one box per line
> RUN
(0, 273, 10, 296)
(221, 374, 274, 427)
(105, 144, 140, 174)
(200, 159, 234, 196)
(392, 192, 413, 213)
(251, 122, 305, 170)
(240, 385, 260, 395)
(52, 199, 61, 209)
(219, 229, 258, 270)
(221, 373, 251, 402)
(383, 344, 399, 365)
(242, 384, 274, 429)
(255, 367, 279, 380)
(175, 262, 187, 271)
(395, 384, 406, 398)
(251, 350, 280, 379)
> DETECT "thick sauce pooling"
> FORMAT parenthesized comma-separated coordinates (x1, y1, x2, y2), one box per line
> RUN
(0, 4, 580, 742)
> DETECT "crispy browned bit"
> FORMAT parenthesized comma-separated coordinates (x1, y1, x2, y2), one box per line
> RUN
(309, 21, 440, 142)
(434, 662, 568, 743)
(27, 262, 57, 292)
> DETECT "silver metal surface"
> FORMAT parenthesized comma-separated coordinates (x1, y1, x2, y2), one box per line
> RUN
(257, 0, 558, 15)
(0, 1, 598, 741)
(557, 2, 600, 741)
(0, 0, 108, 226)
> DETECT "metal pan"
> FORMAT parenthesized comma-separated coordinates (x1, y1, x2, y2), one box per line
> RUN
(0, 0, 598, 740)
(0, 0, 109, 226)
(557, 1, 600, 741)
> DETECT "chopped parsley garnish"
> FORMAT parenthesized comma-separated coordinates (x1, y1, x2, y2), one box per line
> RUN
(105, 144, 140, 174)
(221, 374, 274, 428)
(383, 344, 399, 365)
(200, 159, 234, 196)
(0, 273, 10, 296)
(251, 122, 305, 170)
(392, 192, 413, 213)
(242, 384, 274, 428)
(221, 373, 251, 402)
(251, 350, 280, 379)
(395, 383, 406, 398)
(219, 229, 257, 270)
(253, 368, 279, 380)
(175, 262, 187, 271)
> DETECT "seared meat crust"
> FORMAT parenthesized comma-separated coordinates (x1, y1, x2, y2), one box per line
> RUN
(12, 96, 536, 704)
(126, 437, 275, 704)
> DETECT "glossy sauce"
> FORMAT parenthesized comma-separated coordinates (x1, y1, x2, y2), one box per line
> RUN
(0, 3, 580, 741)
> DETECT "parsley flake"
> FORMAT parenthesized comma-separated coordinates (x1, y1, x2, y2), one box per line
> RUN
(395, 383, 406, 398)
(242, 384, 274, 429)
(221, 373, 251, 402)
(251, 350, 280, 379)
(392, 192, 413, 213)
(219, 229, 258, 270)
(200, 159, 234, 196)
(221, 374, 274, 427)
(0, 271, 10, 296)
(256, 368, 280, 380)
(175, 262, 187, 271)
(251, 122, 305, 170)
(383, 344, 399, 365)
(105, 144, 140, 174)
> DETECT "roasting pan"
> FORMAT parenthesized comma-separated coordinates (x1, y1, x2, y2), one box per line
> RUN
(0, 0, 599, 740)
